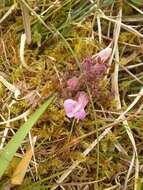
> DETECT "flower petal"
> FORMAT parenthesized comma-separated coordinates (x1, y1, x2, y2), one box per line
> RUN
(67, 77, 79, 91)
(64, 99, 78, 118)
(74, 109, 86, 120)
(81, 57, 94, 71)
(95, 47, 112, 63)
(77, 91, 89, 108)
(94, 63, 107, 76)
(64, 92, 89, 121)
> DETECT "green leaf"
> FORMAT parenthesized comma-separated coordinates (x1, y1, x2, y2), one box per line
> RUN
(0, 93, 56, 177)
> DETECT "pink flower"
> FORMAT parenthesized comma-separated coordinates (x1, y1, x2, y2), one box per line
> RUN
(81, 57, 94, 71)
(64, 92, 88, 121)
(95, 47, 112, 63)
(67, 77, 79, 91)
(94, 63, 108, 77)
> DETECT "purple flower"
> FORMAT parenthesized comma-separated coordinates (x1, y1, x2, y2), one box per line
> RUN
(95, 47, 112, 63)
(81, 57, 94, 71)
(79, 47, 112, 80)
(67, 77, 79, 91)
(94, 63, 108, 77)
(64, 92, 88, 121)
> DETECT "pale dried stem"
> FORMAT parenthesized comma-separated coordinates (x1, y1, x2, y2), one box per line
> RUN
(0, 110, 30, 125)
(101, 13, 143, 38)
(0, 3, 17, 24)
(23, 114, 38, 177)
(0, 75, 20, 99)
(0, 101, 17, 150)
(111, 9, 122, 109)
(20, 1, 31, 44)
(1, 39, 10, 66)
(97, 15, 102, 44)
(28, 131, 38, 175)
(107, 2, 114, 37)
(0, 114, 10, 150)
(111, 8, 139, 190)
(106, 9, 127, 155)
(127, 2, 143, 14)
(120, 64, 143, 85)
(20, 33, 36, 72)
(125, 62, 143, 70)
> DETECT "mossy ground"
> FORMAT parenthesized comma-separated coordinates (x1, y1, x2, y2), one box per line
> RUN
(0, 0, 143, 190)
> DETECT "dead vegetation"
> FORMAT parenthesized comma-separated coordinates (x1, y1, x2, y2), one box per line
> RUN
(0, 0, 143, 190)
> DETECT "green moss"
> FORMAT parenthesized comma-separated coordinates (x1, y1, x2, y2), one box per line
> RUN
(1, 0, 143, 189)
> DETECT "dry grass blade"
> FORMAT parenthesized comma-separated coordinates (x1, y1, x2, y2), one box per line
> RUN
(20, 1, 31, 45)
(0, 75, 20, 99)
(100, 12, 143, 38)
(127, 2, 143, 14)
(111, 8, 122, 109)
(0, 110, 30, 126)
(20, 33, 36, 72)
(110, 9, 138, 188)
(11, 136, 37, 185)
(0, 3, 17, 24)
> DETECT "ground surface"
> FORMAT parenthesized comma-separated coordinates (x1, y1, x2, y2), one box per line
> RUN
(0, 1, 143, 190)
